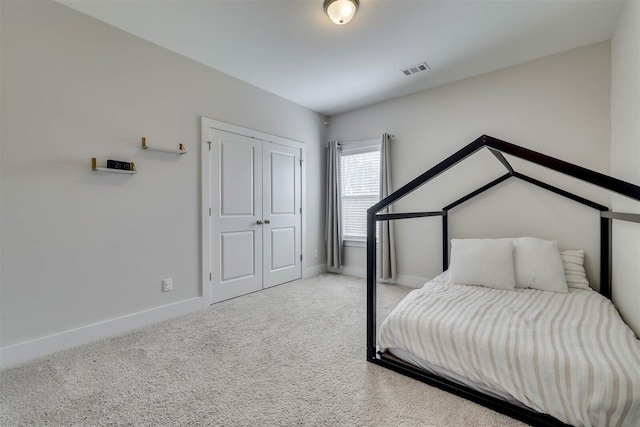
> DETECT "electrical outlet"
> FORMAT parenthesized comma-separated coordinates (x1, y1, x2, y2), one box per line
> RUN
(314, 250, 318, 259)
(162, 278, 173, 292)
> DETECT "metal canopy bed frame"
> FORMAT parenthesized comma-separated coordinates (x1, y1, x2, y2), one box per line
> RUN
(366, 135, 640, 426)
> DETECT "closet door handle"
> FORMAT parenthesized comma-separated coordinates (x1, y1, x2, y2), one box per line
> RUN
(256, 220, 263, 225)
(264, 219, 271, 224)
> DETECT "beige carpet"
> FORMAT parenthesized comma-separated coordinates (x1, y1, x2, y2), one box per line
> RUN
(0, 273, 526, 426)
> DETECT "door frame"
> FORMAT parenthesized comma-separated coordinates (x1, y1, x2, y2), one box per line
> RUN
(201, 117, 306, 305)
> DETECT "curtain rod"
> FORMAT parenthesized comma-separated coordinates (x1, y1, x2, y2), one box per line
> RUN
(326, 134, 395, 147)
(342, 135, 395, 144)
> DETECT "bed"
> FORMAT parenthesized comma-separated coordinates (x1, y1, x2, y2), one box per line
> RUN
(366, 135, 640, 426)
(378, 270, 640, 426)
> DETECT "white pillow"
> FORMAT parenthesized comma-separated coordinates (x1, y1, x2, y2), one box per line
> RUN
(448, 239, 516, 291)
(560, 249, 590, 290)
(512, 237, 568, 293)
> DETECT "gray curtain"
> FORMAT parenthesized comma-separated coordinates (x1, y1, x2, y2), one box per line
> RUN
(325, 141, 343, 269)
(378, 133, 396, 280)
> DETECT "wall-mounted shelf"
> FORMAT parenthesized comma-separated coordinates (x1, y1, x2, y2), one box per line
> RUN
(141, 137, 186, 154)
(91, 158, 137, 174)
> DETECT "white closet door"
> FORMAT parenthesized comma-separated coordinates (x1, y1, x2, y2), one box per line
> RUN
(262, 142, 302, 288)
(210, 129, 263, 303)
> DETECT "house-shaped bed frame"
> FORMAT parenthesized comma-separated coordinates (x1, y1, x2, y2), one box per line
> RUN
(366, 135, 640, 426)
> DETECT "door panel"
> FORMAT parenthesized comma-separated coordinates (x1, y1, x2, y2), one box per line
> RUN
(263, 142, 302, 287)
(210, 129, 262, 303)
(220, 143, 255, 216)
(270, 227, 296, 270)
(221, 231, 255, 282)
(270, 152, 296, 214)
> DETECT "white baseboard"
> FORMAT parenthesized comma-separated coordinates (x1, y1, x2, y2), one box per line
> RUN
(304, 264, 327, 278)
(328, 265, 428, 289)
(328, 265, 365, 278)
(392, 275, 429, 288)
(0, 297, 205, 369)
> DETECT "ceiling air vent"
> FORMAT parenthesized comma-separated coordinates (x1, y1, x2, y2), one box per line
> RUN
(401, 62, 430, 76)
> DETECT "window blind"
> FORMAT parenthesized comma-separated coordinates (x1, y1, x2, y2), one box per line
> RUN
(341, 149, 380, 240)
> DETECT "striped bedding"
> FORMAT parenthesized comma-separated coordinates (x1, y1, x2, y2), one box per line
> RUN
(378, 272, 640, 427)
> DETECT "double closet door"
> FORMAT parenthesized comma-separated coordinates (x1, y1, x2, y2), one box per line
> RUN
(209, 129, 302, 303)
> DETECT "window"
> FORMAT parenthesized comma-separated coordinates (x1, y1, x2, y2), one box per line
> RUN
(340, 140, 380, 241)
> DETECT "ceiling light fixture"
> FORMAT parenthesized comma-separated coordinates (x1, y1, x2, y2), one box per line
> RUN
(324, 0, 359, 25)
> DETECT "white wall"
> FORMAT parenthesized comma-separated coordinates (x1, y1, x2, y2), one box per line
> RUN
(328, 42, 611, 289)
(0, 0, 3, 355)
(611, 0, 640, 337)
(0, 0, 327, 359)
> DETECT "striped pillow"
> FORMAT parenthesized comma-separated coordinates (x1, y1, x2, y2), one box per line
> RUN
(560, 249, 590, 290)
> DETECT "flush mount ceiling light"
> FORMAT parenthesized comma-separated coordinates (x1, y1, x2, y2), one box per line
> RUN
(324, 0, 359, 25)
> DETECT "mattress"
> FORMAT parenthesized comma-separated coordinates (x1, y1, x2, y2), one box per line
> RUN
(378, 272, 640, 427)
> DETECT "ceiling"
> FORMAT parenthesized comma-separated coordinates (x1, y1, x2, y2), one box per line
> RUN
(57, 0, 623, 117)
